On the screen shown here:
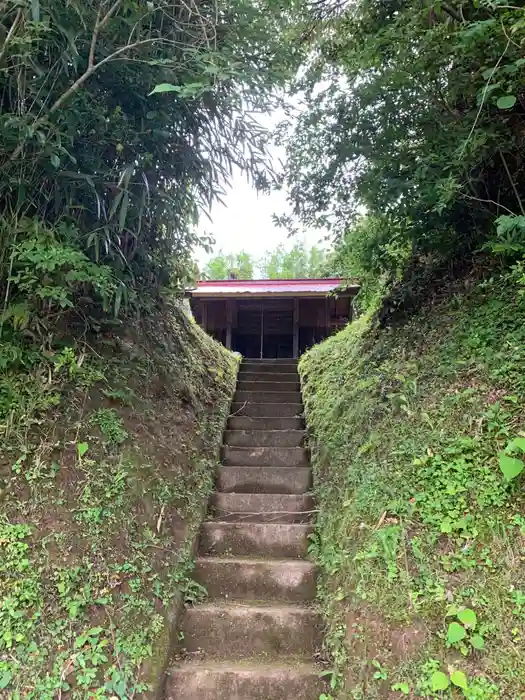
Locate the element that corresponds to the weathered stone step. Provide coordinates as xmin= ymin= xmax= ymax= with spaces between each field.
xmin=181 ymin=603 xmax=321 ymax=659
xmin=235 ymin=390 xmax=302 ymax=404
xmin=237 ymin=380 xmax=301 ymax=393
xmin=241 ymin=366 xmax=299 ymax=376
xmin=200 ymin=522 xmax=313 ymax=558
xmin=210 ymin=493 xmax=314 ymax=523
xmin=216 ymin=466 xmax=312 ymax=495
xmin=166 ymin=661 xmax=325 ymax=699
xmin=227 ymin=416 xmax=304 ymax=431
xmin=243 ymin=357 xmax=298 ymax=362
xmin=194 ymin=557 xmax=317 ymax=602
xmin=224 ymin=429 xmax=305 ymax=448
xmin=238 ymin=371 xmax=300 ymax=384
xmin=223 ymin=446 xmax=309 ymax=467
xmin=230 ymin=402 xmax=302 ymax=418
xmin=242 ymin=359 xmax=298 ymax=370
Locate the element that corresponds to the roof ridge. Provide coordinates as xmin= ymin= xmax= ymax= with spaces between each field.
xmin=187 ymin=278 xmax=359 ymax=298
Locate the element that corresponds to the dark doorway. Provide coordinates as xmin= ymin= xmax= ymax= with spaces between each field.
xmin=232 ymin=299 xmax=294 ymax=359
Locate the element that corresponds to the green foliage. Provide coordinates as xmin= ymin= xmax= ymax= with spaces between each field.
xmin=0 ymin=0 xmax=304 ymax=348
xmin=484 ymin=215 xmax=525 ymax=257
xmin=2 ymin=218 xmax=118 ymax=338
xmin=498 ymin=437 xmax=525 ymax=482
xmin=77 ymin=442 xmax=89 ymax=458
xmin=325 ymin=215 xmax=411 ymax=309
xmin=90 ymin=408 xmax=128 ymax=445
xmin=301 ymin=273 xmax=525 ymax=697
xmin=391 ymin=682 xmax=410 ymax=695
xmin=259 ymin=242 xmax=330 ymax=279
xmin=446 ymin=607 xmax=486 ymax=655
xmin=411 ymin=436 xmax=509 ymax=538
xmin=203 ymin=249 xmax=255 ymax=280
xmin=281 ymin=0 xmax=525 ymax=310
xmin=202 ymin=242 xmax=331 ymax=279
xmin=451 ymin=670 xmax=469 ymax=690
xmin=498 ymin=454 xmax=523 ymax=482
xmin=431 ymin=671 xmax=450 ymax=691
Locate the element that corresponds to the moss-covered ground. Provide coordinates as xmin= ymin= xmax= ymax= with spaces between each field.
xmin=0 ymin=304 xmax=237 ymax=698
xmin=301 ymin=273 xmax=525 ymax=699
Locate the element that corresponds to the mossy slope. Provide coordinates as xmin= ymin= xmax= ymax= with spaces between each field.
xmin=301 ymin=275 xmax=525 ymax=699
xmin=0 ymin=303 xmax=237 ymax=698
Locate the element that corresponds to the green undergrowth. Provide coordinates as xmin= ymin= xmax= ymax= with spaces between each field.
xmin=301 ymin=270 xmax=525 ymax=699
xmin=0 ymin=303 xmax=237 ymax=699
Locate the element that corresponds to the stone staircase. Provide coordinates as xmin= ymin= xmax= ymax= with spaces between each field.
xmin=166 ymin=358 xmax=324 ymax=700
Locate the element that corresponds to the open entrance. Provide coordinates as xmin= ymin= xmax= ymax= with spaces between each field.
xmin=233 ymin=299 xmax=294 ymax=359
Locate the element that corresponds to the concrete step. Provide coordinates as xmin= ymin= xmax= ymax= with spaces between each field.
xmin=199 ymin=522 xmax=313 ymax=558
xmin=224 ymin=429 xmax=305 ymax=448
xmin=237 ymin=380 xmax=301 ymax=393
xmin=230 ymin=402 xmax=302 ymax=418
xmin=194 ymin=557 xmax=317 ymax=602
xmin=210 ymin=493 xmax=314 ymax=523
xmin=166 ymin=661 xmax=325 ymax=700
xmin=227 ymin=416 xmax=304 ymax=431
xmin=244 ymin=357 xmax=298 ymax=362
xmin=180 ymin=603 xmax=321 ymax=659
xmin=241 ymin=360 xmax=298 ymax=372
xmin=216 ymin=466 xmax=312 ymax=495
xmin=238 ymin=372 xmax=300 ymax=384
xmin=222 ymin=446 xmax=309 ymax=468
xmin=235 ymin=390 xmax=302 ymax=404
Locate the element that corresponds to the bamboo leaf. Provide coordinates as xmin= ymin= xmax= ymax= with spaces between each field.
xmin=118 ymin=192 xmax=130 ymax=232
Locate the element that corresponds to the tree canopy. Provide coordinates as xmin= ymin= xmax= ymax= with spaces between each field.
xmin=281 ymin=0 xmax=525 ymax=308
xmin=0 ymin=0 xmax=306 ymax=359
xmin=203 ymin=250 xmax=255 ymax=280
xmin=202 ymin=242 xmax=331 ymax=278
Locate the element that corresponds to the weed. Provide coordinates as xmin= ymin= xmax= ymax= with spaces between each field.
xmin=445 ymin=607 xmax=486 ymax=655
xmin=371 ymin=659 xmax=388 ymax=681
xmin=391 ymin=681 xmax=410 ymax=694
xmin=90 ymin=407 xmax=128 ymax=445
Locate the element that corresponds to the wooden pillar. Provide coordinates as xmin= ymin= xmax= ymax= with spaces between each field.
xmin=293 ymin=297 xmax=299 ymax=359
xmin=226 ymin=299 xmax=233 ymax=350
xmin=201 ymin=301 xmax=208 ymax=332
xmin=259 ymin=305 xmax=264 ymax=359
xmin=325 ymin=297 xmax=330 ymax=340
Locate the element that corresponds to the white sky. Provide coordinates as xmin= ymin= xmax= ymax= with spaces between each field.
xmin=195 ymin=108 xmax=327 ymax=265
xmin=196 ymin=175 xmax=325 ymax=263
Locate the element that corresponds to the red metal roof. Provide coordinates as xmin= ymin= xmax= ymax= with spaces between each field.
xmin=189 ymin=278 xmax=358 ymax=298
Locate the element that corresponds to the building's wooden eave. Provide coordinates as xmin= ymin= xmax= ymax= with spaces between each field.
xmin=188 ymin=290 xmax=357 ymax=300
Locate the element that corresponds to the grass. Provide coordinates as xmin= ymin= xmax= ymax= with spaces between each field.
xmin=301 ymin=271 xmax=525 ymax=699
xmin=0 ymin=302 xmax=237 ymax=698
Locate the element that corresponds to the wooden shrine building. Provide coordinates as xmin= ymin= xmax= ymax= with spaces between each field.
xmin=188 ymin=278 xmax=359 ymax=359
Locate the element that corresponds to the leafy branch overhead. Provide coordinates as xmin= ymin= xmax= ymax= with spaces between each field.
xmin=281 ymin=0 xmax=525 ymax=309
xmin=0 ymin=0 xmax=304 ymax=350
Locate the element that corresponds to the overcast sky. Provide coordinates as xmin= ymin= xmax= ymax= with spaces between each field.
xmin=196 ymin=174 xmax=325 ymax=263
xmin=195 ymin=108 xmax=327 ymax=265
